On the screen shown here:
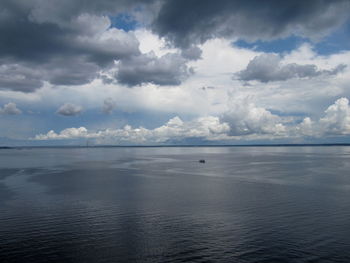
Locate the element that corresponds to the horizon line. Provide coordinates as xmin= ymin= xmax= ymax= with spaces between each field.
xmin=2 ymin=143 xmax=350 ymax=149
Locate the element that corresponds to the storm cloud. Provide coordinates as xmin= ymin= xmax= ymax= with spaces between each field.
xmin=152 ymin=0 xmax=350 ymax=47
xmin=0 ymin=0 xmax=144 ymax=91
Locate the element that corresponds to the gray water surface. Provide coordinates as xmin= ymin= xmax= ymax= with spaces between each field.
xmin=1 ymin=146 xmax=350 ymax=262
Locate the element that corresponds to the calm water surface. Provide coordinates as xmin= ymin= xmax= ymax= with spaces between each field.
xmin=1 ymin=146 xmax=350 ymax=262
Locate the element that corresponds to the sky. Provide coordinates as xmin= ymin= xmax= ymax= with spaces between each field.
xmin=1 ymin=0 xmax=350 ymax=146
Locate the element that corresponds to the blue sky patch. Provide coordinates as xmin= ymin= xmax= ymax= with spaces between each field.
xmin=314 ymin=21 xmax=350 ymax=55
xmin=109 ymin=13 xmax=138 ymax=32
xmin=234 ymin=36 xmax=308 ymax=54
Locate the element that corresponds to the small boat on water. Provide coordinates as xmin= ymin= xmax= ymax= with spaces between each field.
xmin=199 ymin=159 xmax=206 ymax=163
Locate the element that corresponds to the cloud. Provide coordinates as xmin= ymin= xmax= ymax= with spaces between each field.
xmin=0 ymin=2 xmax=142 ymax=92
xmin=236 ymin=53 xmax=346 ymax=83
xmin=35 ymin=97 xmax=290 ymax=143
xmin=34 ymin=116 xmax=230 ymax=143
xmin=0 ymin=2 xmax=195 ymax=91
xmin=27 ymin=0 xmax=158 ymax=25
xmin=297 ymin=97 xmax=350 ymax=137
xmin=0 ymin=0 xmax=348 ymax=92
xmin=152 ymin=116 xmax=230 ymax=141
xmin=0 ymin=61 xmax=43 ymax=92
xmin=319 ymin=98 xmax=350 ymax=135
xmin=181 ymin=45 xmax=202 ymax=60
xmin=0 ymin=2 xmax=142 ymax=63
xmin=33 ymin=97 xmax=350 ymax=143
xmin=116 ymin=51 xmax=193 ymax=86
xmin=56 ymin=103 xmax=83 ymax=116
xmin=221 ymin=97 xmax=286 ymax=136
xmin=102 ymin=98 xmax=117 ymax=114
xmin=152 ymin=0 xmax=350 ymax=47
xmin=0 ymin=102 xmax=22 ymax=115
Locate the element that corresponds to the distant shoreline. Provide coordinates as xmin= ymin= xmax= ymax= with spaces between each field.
xmin=2 ymin=143 xmax=350 ymax=149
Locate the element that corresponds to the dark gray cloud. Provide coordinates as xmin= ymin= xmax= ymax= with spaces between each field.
xmin=152 ymin=0 xmax=350 ymax=47
xmin=56 ymin=103 xmax=83 ymax=116
xmin=116 ymin=52 xmax=193 ymax=86
xmin=0 ymin=102 xmax=22 ymax=115
xmin=0 ymin=60 xmax=42 ymax=92
xmin=236 ymin=54 xmax=346 ymax=83
xmin=181 ymin=45 xmax=202 ymax=60
xmin=44 ymin=57 xmax=102 ymax=86
xmin=27 ymin=0 xmax=157 ymax=25
xmin=0 ymin=0 xmax=145 ymax=92
xmin=0 ymin=0 xmax=205 ymax=91
xmin=12 ymin=13 xmax=138 ymax=67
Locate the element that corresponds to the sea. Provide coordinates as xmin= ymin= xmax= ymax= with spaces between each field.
xmin=1 ymin=146 xmax=350 ymax=262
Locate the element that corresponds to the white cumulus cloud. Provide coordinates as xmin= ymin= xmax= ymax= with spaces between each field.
xmin=221 ymin=97 xmax=286 ymax=136
xmin=34 ymin=116 xmax=230 ymax=143
xmin=296 ymin=98 xmax=350 ymax=137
